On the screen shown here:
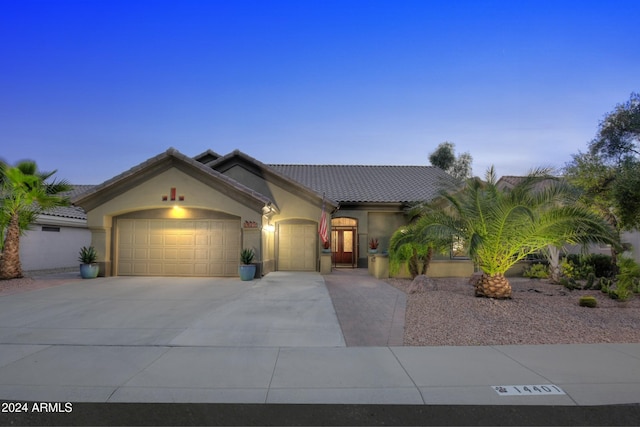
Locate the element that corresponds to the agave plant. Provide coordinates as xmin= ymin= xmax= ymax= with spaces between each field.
xmin=78 ymin=246 xmax=98 ymax=264
xmin=240 ymin=248 xmax=255 ymax=265
xmin=406 ymin=167 xmax=618 ymax=298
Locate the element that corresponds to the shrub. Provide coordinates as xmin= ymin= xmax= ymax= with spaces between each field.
xmin=587 ymin=254 xmax=615 ymax=278
xmin=617 ymin=256 xmax=640 ymax=286
xmin=523 ymin=263 xmax=549 ymax=279
xmin=611 ymin=256 xmax=640 ymax=301
xmin=609 ymin=283 xmax=632 ymax=302
xmin=579 ymin=296 xmax=598 ymax=308
xmin=560 ymin=277 xmax=581 ymax=291
xmin=561 ymin=257 xmax=593 ymax=280
xmin=564 ymin=254 xmax=615 ymax=278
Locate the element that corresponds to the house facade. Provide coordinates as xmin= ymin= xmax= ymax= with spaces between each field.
xmin=72 ymin=148 xmax=462 ymax=278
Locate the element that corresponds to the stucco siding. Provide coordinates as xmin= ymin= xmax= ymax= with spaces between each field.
xmin=367 ymin=211 xmax=407 ymax=253
xmin=83 ymin=168 xmax=264 ymax=276
xmin=85 ymin=168 xmax=262 ymax=228
xmin=20 ymin=224 xmax=90 ymax=271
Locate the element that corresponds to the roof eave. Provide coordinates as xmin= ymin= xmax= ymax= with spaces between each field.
xmin=210 ymin=150 xmax=339 ymax=209
xmin=73 ymin=148 xmax=273 ymax=213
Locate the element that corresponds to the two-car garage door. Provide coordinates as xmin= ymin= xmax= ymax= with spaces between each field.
xmin=117 ymin=218 xmax=240 ymax=276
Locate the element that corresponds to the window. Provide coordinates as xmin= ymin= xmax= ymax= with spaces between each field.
xmin=451 ymin=235 xmax=469 ymax=259
xmin=42 ymin=226 xmax=61 ymax=232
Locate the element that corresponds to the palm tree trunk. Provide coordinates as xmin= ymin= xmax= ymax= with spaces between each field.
xmin=475 ymin=273 xmax=511 ymax=299
xmin=408 ymin=248 xmax=419 ymax=278
xmin=421 ymin=246 xmax=433 ymax=276
xmin=0 ymin=213 xmax=23 ymax=280
xmin=547 ymin=245 xmax=561 ymax=284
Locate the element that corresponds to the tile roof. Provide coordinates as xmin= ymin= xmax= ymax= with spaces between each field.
xmin=41 ymin=185 xmax=96 ymax=220
xmin=496 ymin=175 xmax=562 ymax=193
xmin=268 ymin=164 xmax=456 ymax=203
xmin=43 ymin=151 xmax=458 ymax=221
xmin=209 ymin=150 xmax=339 ymax=208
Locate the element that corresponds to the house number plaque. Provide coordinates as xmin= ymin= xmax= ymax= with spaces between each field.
xmin=492 ymin=385 xmax=566 ymax=396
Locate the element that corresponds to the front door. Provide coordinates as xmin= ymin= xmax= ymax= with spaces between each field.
xmin=332 ymin=227 xmax=355 ymax=265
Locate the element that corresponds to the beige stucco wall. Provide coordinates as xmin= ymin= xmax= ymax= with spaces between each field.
xmin=368 ymin=211 xmax=406 ymax=252
xmin=223 ymin=165 xmax=326 ymax=272
xmin=336 ymin=208 xmax=409 ymax=267
xmin=84 ymin=168 xmax=264 ymax=276
xmin=392 ymin=259 xmax=475 ymax=278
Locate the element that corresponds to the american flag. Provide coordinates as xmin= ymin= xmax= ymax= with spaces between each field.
xmin=318 ymin=196 xmax=328 ymax=244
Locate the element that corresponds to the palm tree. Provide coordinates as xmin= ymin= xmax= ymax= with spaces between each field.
xmin=389 ymin=226 xmax=433 ymax=278
xmin=407 ymin=167 xmax=618 ymax=298
xmin=0 ymin=161 xmax=72 ymax=279
xmin=389 ymin=216 xmax=452 ymax=279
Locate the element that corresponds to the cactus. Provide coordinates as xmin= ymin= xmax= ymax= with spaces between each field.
xmin=584 ymin=272 xmax=596 ymax=290
xmin=578 ymin=296 xmax=597 ymax=308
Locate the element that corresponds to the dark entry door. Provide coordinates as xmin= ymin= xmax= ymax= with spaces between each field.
xmin=332 ymin=228 xmax=355 ymax=264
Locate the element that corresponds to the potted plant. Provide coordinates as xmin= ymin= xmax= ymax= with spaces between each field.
xmin=369 ymin=238 xmax=379 ymax=254
xmin=322 ymin=240 xmax=331 ymax=253
xmin=78 ymin=246 xmax=99 ymax=279
xmin=239 ymin=248 xmax=256 ymax=281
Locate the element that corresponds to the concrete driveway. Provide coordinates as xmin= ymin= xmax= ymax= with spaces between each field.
xmin=0 ymin=272 xmax=346 ymax=348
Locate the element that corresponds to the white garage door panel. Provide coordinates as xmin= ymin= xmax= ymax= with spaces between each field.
xmin=278 ymin=223 xmax=316 ymax=271
xmin=117 ymin=218 xmax=240 ymax=277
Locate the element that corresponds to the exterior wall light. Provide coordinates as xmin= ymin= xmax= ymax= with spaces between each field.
xmin=263 ymin=224 xmax=275 ymax=232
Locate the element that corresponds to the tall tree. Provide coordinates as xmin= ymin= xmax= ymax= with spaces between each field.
xmin=590 ymin=92 xmax=640 ymax=162
xmin=565 ymin=93 xmax=640 ymax=264
xmin=429 ymin=142 xmax=456 ymax=171
xmin=429 ymin=142 xmax=473 ymax=181
xmin=404 ymin=167 xmax=617 ymax=298
xmin=0 ymin=161 xmax=72 ymax=279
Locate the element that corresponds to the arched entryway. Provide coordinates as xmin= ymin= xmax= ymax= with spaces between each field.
xmin=331 ymin=217 xmax=357 ymax=268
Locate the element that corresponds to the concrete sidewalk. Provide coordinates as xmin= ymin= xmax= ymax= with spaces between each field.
xmin=0 ymin=272 xmax=638 ymax=406
xmin=0 ymin=343 xmax=639 ymax=405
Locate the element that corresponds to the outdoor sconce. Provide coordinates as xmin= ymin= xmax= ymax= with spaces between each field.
xmin=263 ymin=223 xmax=275 ymax=232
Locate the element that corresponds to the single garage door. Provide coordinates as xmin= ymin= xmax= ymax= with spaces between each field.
xmin=277 ymin=223 xmax=316 ymax=271
xmin=117 ymin=218 xmax=240 ymax=276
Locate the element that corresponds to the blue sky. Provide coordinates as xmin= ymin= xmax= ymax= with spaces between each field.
xmin=1 ymin=0 xmax=639 ymax=184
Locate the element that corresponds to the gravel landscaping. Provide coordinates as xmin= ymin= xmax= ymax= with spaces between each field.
xmin=386 ymin=276 xmax=640 ymax=346
xmin=0 ymin=270 xmax=81 ymax=296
